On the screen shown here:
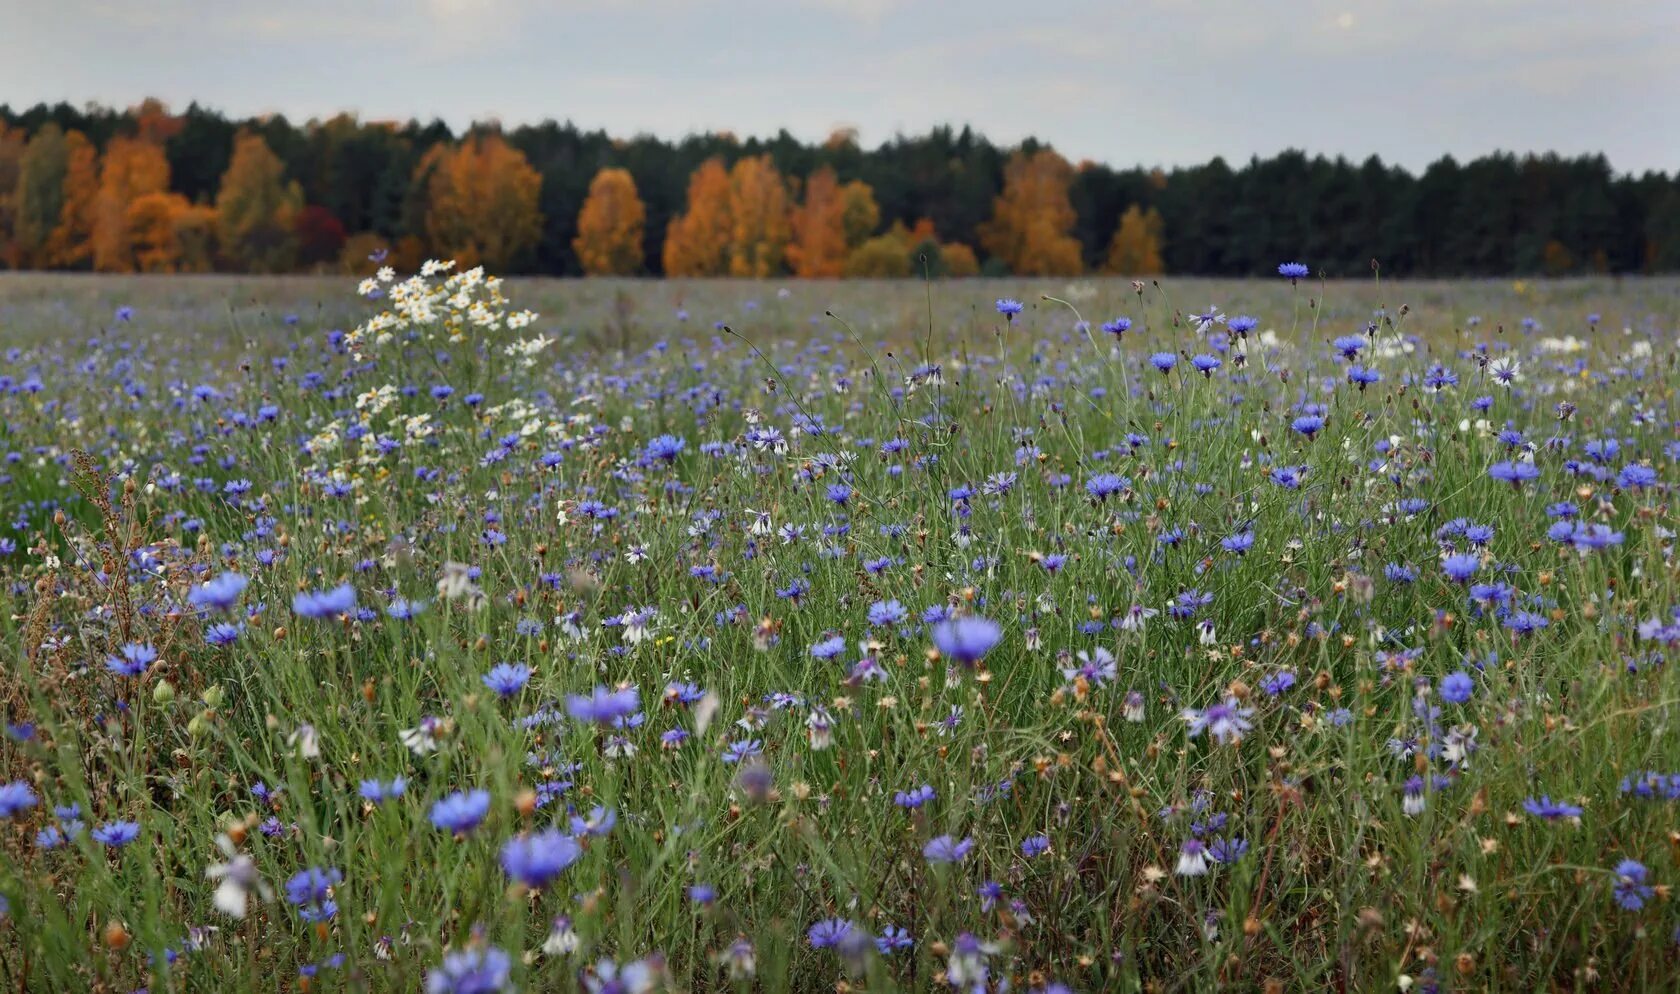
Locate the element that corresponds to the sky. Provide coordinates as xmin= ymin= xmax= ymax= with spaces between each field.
xmin=3 ymin=0 xmax=1675 ymax=174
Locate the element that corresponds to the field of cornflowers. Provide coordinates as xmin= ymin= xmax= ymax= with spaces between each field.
xmin=1 ymin=264 xmax=1678 ymax=994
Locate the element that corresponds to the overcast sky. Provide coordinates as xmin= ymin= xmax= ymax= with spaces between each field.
xmin=4 ymin=0 xmax=1674 ymax=174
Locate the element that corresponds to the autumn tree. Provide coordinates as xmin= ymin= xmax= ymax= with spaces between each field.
xmin=421 ymin=134 xmax=543 ymax=271
xmin=787 ymin=167 xmax=847 ymax=278
xmin=294 ymin=206 xmax=348 ymax=268
xmin=91 ymin=136 xmax=170 ymax=272
xmin=726 ymin=155 xmax=791 ymax=277
xmin=663 ymin=158 xmax=732 ymax=277
xmin=47 ymin=131 xmax=98 ymax=268
xmin=217 ymin=132 xmax=303 ymax=272
xmin=1103 ymin=204 xmax=1165 ymax=275
xmin=12 ymin=124 xmax=69 ymax=267
xmin=840 ymin=181 xmax=879 ymax=251
xmin=573 ymin=167 xmax=645 ymax=276
xmin=979 ymin=149 xmax=1084 ymax=276
xmin=0 ymin=126 xmax=25 ymax=268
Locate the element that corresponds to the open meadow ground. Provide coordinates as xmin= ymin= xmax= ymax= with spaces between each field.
xmin=1 ymin=270 xmax=1679 ymax=992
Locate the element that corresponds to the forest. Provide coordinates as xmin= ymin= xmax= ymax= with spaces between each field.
xmin=1 ymin=98 xmax=1676 ymax=278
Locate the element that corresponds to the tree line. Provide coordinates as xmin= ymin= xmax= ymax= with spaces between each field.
xmin=1 ymin=98 xmax=1676 ymax=278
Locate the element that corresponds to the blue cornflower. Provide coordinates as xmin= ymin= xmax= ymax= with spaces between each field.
xmin=187 ymin=572 xmax=247 ymax=613
xmin=1613 ymin=860 xmax=1654 ymax=911
xmin=425 ymin=946 xmax=511 ymax=994
xmin=995 ymin=298 xmax=1024 ymax=318
xmin=1488 ymin=461 xmax=1539 ymax=487
xmin=1278 ymin=261 xmax=1309 ymax=281
xmin=645 ymin=434 xmax=686 ymax=462
xmin=1441 ymin=554 xmax=1481 ymax=583
xmin=0 ymin=781 xmax=37 ymax=818
xmin=1618 ymin=463 xmax=1658 ymax=489
xmin=1291 ymin=415 xmax=1325 ymax=439
xmin=500 ymin=829 xmax=582 ymax=888
xmin=1101 ymin=317 xmax=1131 ymax=337
xmin=1523 ymin=796 xmax=1583 ymax=821
xmin=292 ymin=583 xmax=357 ymax=619
xmin=1149 ymin=352 xmax=1177 ymax=373
xmin=894 ymin=784 xmax=935 ymax=809
xmin=867 ymin=599 xmax=908 ymax=626
xmin=359 ymin=777 xmax=408 ymax=806
xmin=721 ymin=739 xmax=763 ymax=764
xmin=875 ymin=925 xmax=914 ymax=954
xmin=566 ymin=686 xmax=640 ymax=724
xmin=1085 ymin=473 xmax=1128 ymax=501
xmin=429 ymin=789 xmax=492 ymax=834
xmin=931 ymin=616 xmax=1002 ymax=665
xmin=808 ymin=918 xmax=855 ymax=949
xmin=1190 ymin=354 xmax=1221 ymax=376
xmin=387 ymin=598 xmax=425 ymax=620
xmin=482 ymin=663 xmax=531 ymax=698
xmin=106 ymin=642 xmax=157 ymax=677
xmin=923 ymin=834 xmax=974 ymax=864
xmin=810 ymin=635 xmax=847 ymax=660
xmin=1020 ymin=834 xmax=1050 ymax=857
xmin=1440 ymin=671 xmax=1474 ymax=704
xmin=91 ymin=820 xmax=142 ymax=847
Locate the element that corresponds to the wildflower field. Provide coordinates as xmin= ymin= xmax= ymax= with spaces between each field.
xmin=2 ymin=265 xmax=1679 ymax=994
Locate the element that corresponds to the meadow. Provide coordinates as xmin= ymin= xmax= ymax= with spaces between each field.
xmin=0 ymin=265 xmax=1677 ymax=993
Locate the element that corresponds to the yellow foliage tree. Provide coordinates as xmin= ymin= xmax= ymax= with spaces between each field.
xmin=978 ymin=149 xmax=1084 ymax=276
xmin=421 ymin=134 xmax=543 ymax=271
xmin=126 ymin=192 xmax=189 ymax=273
xmin=726 ymin=155 xmax=791 ymax=278
xmin=939 ymin=242 xmax=980 ymax=277
xmin=662 ymin=158 xmax=731 ymax=277
xmin=840 ymin=181 xmax=879 ymax=251
xmin=13 ymin=125 xmax=69 ymax=268
xmin=216 ymin=132 xmax=303 ymax=273
xmin=573 ymin=167 xmax=645 ymax=276
xmin=91 ymin=136 xmax=170 ymax=273
xmin=1103 ymin=204 xmax=1165 ymax=275
xmin=47 ymin=131 xmax=98 ymax=268
xmin=787 ymin=167 xmax=849 ymax=278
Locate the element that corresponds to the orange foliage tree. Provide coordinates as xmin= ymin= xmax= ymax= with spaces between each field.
xmin=573 ymin=167 xmax=645 ymax=276
xmin=91 ymin=137 xmax=170 ymax=273
xmin=662 ymin=158 xmax=732 ymax=277
xmin=0 ymin=125 xmax=25 ymax=268
xmin=47 ymin=131 xmax=98 ymax=268
xmin=978 ymin=149 xmax=1084 ymax=276
xmin=420 ymin=134 xmax=543 ymax=271
xmin=1103 ymin=204 xmax=1165 ymax=275
xmin=787 ymin=168 xmax=847 ymax=278
xmin=726 ymin=155 xmax=791 ymax=277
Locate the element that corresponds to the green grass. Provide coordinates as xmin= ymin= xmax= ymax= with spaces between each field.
xmin=0 ymin=269 xmax=1677 ymax=993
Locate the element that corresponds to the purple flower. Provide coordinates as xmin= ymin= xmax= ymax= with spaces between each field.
xmin=293 ymin=583 xmax=357 ymax=619
xmin=1613 ymin=860 xmax=1654 ymax=911
xmin=932 ymin=617 xmax=1002 ymax=666
xmin=425 ymin=946 xmax=512 ymax=994
xmin=92 ymin=820 xmax=141 ymax=847
xmin=0 ymin=781 xmax=38 ymax=818
xmin=1020 ymin=834 xmax=1050 ymax=858
xmin=923 ymin=834 xmax=975 ymax=864
xmin=566 ymin=686 xmax=640 ymax=725
xmin=187 ymin=572 xmax=247 ymax=613
xmin=1439 ymin=671 xmax=1474 ymax=704
xmin=482 ymin=663 xmax=531 ymax=698
xmin=429 ymin=789 xmax=491 ymax=834
xmin=1523 ymin=796 xmax=1583 ymax=821
xmin=500 ymin=829 xmax=582 ymax=888
xmin=1278 ymin=261 xmax=1309 ymax=281
xmin=808 ymin=918 xmax=855 ymax=949
xmin=995 ymin=298 xmax=1024 ymax=318
xmin=1182 ymin=697 xmax=1254 ymax=745
xmin=105 ymin=642 xmax=157 ymax=677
